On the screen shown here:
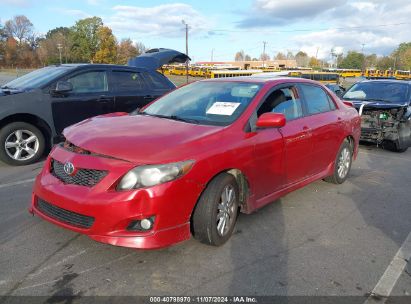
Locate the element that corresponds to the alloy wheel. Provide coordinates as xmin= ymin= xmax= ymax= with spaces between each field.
xmin=337 ymin=147 xmax=351 ymax=179
xmin=4 ymin=129 xmax=40 ymax=161
xmin=216 ymin=184 xmax=237 ymax=237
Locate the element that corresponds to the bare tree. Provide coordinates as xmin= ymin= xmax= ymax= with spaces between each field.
xmin=260 ymin=53 xmax=270 ymax=61
xmin=234 ymin=50 xmax=245 ymax=61
xmin=135 ymin=42 xmax=146 ymax=55
xmin=4 ymin=15 xmax=33 ymax=44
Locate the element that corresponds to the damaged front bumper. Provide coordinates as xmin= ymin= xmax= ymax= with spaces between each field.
xmin=355 ymin=103 xmax=411 ymax=149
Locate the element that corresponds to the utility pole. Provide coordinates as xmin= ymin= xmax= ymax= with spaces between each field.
xmin=57 ymin=43 xmax=63 ymax=65
xmin=262 ymin=41 xmax=267 ymax=68
xmin=211 ymin=48 xmax=214 ymax=62
xmin=361 ymin=44 xmax=366 ymax=72
xmin=182 ymin=20 xmax=189 ymax=84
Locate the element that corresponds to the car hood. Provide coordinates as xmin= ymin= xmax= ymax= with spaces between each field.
xmin=127 ymin=48 xmax=190 ymax=70
xmin=346 ymin=99 xmax=409 ymax=110
xmin=63 ymin=113 xmax=223 ymax=164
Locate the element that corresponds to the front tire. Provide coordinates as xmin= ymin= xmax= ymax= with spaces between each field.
xmin=192 ymin=173 xmax=239 ymax=246
xmin=0 ymin=122 xmax=45 ymax=166
xmin=324 ymin=140 xmax=353 ymax=184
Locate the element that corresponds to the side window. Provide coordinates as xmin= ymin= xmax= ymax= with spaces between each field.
xmin=113 ymin=71 xmax=145 ymax=91
xmin=143 ymin=72 xmax=170 ymax=90
xmin=257 ymin=87 xmax=303 ymax=121
xmin=67 ymin=71 xmax=108 ymax=93
xmin=300 ymin=84 xmax=332 ymax=115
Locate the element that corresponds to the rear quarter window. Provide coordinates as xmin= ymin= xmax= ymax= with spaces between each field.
xmin=143 ymin=72 xmax=172 ymax=90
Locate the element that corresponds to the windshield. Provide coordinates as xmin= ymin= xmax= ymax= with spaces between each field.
xmin=1 ymin=66 xmax=73 ymax=90
xmin=343 ymin=82 xmax=409 ymax=103
xmin=142 ymin=81 xmax=263 ymax=126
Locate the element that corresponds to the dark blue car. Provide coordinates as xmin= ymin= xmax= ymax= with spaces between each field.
xmin=0 ymin=48 xmax=189 ymax=165
xmin=342 ymin=79 xmax=411 ymax=152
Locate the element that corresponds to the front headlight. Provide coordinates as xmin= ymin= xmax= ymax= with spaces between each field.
xmin=116 ymin=160 xmax=195 ymax=191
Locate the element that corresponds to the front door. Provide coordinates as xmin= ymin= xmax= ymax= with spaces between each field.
xmin=51 ymin=69 xmax=114 ymax=134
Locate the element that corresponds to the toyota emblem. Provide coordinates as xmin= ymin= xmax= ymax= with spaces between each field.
xmin=63 ymin=162 xmax=75 ymax=175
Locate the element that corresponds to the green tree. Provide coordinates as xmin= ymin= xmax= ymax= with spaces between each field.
xmin=93 ymin=26 xmax=117 ymax=63
xmin=376 ymin=56 xmax=394 ymax=70
xmin=393 ymin=42 xmax=411 ymax=70
xmin=339 ymin=51 xmax=365 ymax=69
xmin=70 ymin=17 xmax=103 ymax=62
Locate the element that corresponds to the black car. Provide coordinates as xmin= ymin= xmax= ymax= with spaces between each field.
xmin=342 ymin=79 xmax=411 ymax=152
xmin=0 ymin=48 xmax=189 ymax=165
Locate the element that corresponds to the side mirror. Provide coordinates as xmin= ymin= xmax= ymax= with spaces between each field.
xmin=53 ymin=81 xmax=73 ymax=94
xmin=256 ymin=113 xmax=286 ymax=128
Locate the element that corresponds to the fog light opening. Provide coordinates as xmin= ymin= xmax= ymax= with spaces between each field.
xmin=127 ymin=217 xmax=155 ymax=232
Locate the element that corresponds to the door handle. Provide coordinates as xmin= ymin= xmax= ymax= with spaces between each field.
xmin=98 ymin=95 xmax=112 ymax=102
xmin=144 ymin=95 xmax=154 ymax=100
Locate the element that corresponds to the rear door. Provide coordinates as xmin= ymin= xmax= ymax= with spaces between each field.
xmin=112 ymin=69 xmax=150 ymax=113
xmin=299 ymin=83 xmax=344 ymax=176
xmin=141 ymin=71 xmax=174 ymax=100
xmin=51 ymin=68 xmax=114 ymax=134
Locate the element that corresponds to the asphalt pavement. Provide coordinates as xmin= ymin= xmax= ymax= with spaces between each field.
xmin=0 ymin=145 xmax=410 ymax=300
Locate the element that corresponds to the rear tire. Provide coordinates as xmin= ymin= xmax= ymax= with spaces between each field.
xmin=192 ymin=173 xmax=239 ymax=246
xmin=324 ymin=140 xmax=352 ymax=184
xmin=0 ymin=122 xmax=45 ymax=166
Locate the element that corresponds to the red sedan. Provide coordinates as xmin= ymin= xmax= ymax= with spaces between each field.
xmin=30 ymin=77 xmax=361 ymax=249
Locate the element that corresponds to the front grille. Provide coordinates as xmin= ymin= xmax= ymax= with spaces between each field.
xmin=51 ymin=159 xmax=107 ymax=187
xmin=36 ymin=198 xmax=95 ymax=229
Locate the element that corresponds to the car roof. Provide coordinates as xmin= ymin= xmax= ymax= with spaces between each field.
xmin=359 ymin=79 xmax=411 ymax=85
xmin=47 ymin=63 xmax=147 ymax=70
xmin=200 ymin=76 xmax=321 ymax=86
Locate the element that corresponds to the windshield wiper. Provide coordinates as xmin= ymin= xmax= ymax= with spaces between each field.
xmin=141 ymin=113 xmax=199 ymax=124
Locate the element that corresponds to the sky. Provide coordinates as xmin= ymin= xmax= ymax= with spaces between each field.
xmin=0 ymin=0 xmax=410 ymax=62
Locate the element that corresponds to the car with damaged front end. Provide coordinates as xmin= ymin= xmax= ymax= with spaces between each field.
xmin=342 ymin=80 xmax=411 ymax=152
xmin=30 ymin=77 xmax=360 ymax=249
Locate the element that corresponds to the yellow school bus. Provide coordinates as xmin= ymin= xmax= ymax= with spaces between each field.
xmin=384 ymin=70 xmax=394 ymax=78
xmin=394 ymin=70 xmax=411 ymax=80
xmin=339 ymin=69 xmax=362 ymax=77
xmin=364 ymin=69 xmax=379 ymax=78
xmin=209 ymin=69 xmax=263 ymax=78
xmin=189 ymin=66 xmax=203 ymax=77
xmin=170 ymin=66 xmax=188 ymax=76
xmin=288 ymin=72 xmax=339 ymax=84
